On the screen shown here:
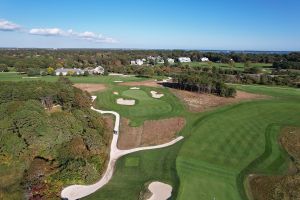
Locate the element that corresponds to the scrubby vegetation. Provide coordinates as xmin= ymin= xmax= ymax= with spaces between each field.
xmin=249 ymin=127 xmax=300 ymax=200
xmin=0 ymin=78 xmax=109 ymax=199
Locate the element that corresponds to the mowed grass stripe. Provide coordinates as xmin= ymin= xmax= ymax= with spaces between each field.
xmin=177 ymin=97 xmax=300 ymax=200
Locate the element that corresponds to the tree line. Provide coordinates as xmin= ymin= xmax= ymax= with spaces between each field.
xmin=0 ymin=78 xmax=109 ymax=199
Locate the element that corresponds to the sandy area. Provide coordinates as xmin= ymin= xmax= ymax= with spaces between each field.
xmin=118 ymin=117 xmax=185 ymax=150
xmin=113 ymin=91 xmax=119 ymax=95
xmin=109 ymin=73 xmax=135 ymax=77
xmin=150 ymin=91 xmax=164 ymax=99
xmin=147 ymin=182 xmax=172 ymax=200
xmin=119 ymin=80 xmax=162 ymax=88
xmin=74 ymin=83 xmax=106 ymax=93
xmin=114 ymin=80 xmax=123 ymax=83
xmin=130 ymin=87 xmax=140 ymax=90
xmin=116 ymin=98 xmax=135 ymax=105
xmin=22 ymin=77 xmax=41 ymax=79
xmin=171 ymin=89 xmax=268 ymax=112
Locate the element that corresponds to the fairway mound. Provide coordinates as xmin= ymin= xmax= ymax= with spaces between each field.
xmin=74 ymin=83 xmax=106 ymax=93
xmin=171 ymin=89 xmax=268 ymax=112
xmin=249 ymin=127 xmax=300 ymax=200
xmin=113 ymin=91 xmax=119 ymax=95
xmin=119 ymin=80 xmax=162 ymax=88
xmin=116 ymin=98 xmax=135 ymax=106
xmin=118 ymin=117 xmax=185 ymax=150
xmin=150 ymin=91 xmax=164 ymax=99
xmin=130 ymin=87 xmax=140 ymax=90
xmin=146 ymin=182 xmax=172 ymax=200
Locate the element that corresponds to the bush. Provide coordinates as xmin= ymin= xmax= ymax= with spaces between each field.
xmin=27 ymin=68 xmax=40 ymax=77
xmin=40 ymin=71 xmax=47 ymax=76
xmin=83 ymin=71 xmax=89 ymax=76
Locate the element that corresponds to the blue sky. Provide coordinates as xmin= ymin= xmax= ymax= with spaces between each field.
xmin=0 ymin=0 xmax=300 ymax=50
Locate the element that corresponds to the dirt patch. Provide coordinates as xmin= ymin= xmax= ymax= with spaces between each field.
xmin=170 ymin=89 xmax=268 ymax=112
xmin=249 ymin=127 xmax=300 ymax=200
xmin=74 ymin=84 xmax=106 ymax=93
xmin=119 ymin=80 xmax=162 ymax=88
xmin=118 ymin=117 xmax=185 ymax=150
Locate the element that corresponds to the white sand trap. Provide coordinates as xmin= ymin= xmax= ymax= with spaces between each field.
xmin=113 ymin=91 xmax=119 ymax=95
xmin=22 ymin=76 xmax=41 ymax=79
xmin=114 ymin=80 xmax=124 ymax=83
xmin=130 ymin=87 xmax=140 ymax=90
xmin=150 ymin=91 xmax=164 ymax=99
xmin=147 ymin=182 xmax=172 ymax=200
xmin=116 ymin=98 xmax=135 ymax=105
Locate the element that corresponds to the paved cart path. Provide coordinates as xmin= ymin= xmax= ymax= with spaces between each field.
xmin=61 ymin=96 xmax=184 ymax=200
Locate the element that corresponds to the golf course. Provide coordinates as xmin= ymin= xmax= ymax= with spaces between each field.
xmin=1 ymin=73 xmax=300 ymax=200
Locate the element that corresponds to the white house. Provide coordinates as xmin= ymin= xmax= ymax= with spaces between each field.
xmin=201 ymin=57 xmax=209 ymax=62
xmin=178 ymin=57 xmax=191 ymax=63
xmin=84 ymin=66 xmax=105 ymax=75
xmin=136 ymin=59 xmax=143 ymax=66
xmin=93 ymin=66 xmax=105 ymax=74
xmin=55 ymin=68 xmax=84 ymax=76
xmin=167 ymin=58 xmax=175 ymax=64
xmin=131 ymin=59 xmax=144 ymax=66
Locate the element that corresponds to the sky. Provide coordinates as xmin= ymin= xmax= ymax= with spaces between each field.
xmin=0 ymin=0 xmax=300 ymax=50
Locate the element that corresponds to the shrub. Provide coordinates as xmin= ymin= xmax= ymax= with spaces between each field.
xmin=27 ymin=68 xmax=40 ymax=77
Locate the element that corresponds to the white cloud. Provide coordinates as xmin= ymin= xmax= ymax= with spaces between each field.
xmin=0 ymin=19 xmax=20 ymax=31
xmin=29 ymin=28 xmax=65 ymax=36
xmin=29 ymin=28 xmax=117 ymax=43
xmin=0 ymin=19 xmax=118 ymax=44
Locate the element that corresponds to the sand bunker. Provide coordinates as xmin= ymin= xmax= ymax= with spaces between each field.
xmin=150 ymin=91 xmax=164 ymax=99
xmin=147 ymin=182 xmax=172 ymax=200
xmin=113 ymin=91 xmax=119 ymax=95
xmin=74 ymin=84 xmax=106 ymax=93
xmin=22 ymin=77 xmax=41 ymax=79
xmin=116 ymin=98 xmax=135 ymax=105
xmin=130 ymin=87 xmax=140 ymax=90
xmin=114 ymin=80 xmax=124 ymax=83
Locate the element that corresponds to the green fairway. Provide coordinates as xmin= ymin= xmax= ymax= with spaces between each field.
xmin=0 ymin=72 xmax=146 ymax=83
xmin=3 ymin=72 xmax=298 ymax=200
xmin=95 ymin=86 xmax=184 ymax=125
xmin=84 ymin=83 xmax=300 ymax=200
xmin=179 ymin=62 xmax=272 ymax=71
xmin=177 ymin=99 xmax=300 ymax=200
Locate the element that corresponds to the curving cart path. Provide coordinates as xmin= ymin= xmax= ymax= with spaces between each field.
xmin=61 ymin=96 xmax=184 ymax=200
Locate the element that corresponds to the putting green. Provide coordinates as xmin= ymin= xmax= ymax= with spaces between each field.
xmin=95 ymin=86 xmax=184 ymax=125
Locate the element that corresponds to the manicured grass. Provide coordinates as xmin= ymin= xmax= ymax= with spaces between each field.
xmin=176 ymin=84 xmax=300 ymax=200
xmin=0 ymin=72 xmax=147 ymax=83
xmin=94 ymin=86 xmax=184 ymax=126
xmin=84 ymin=143 xmax=182 ymax=200
xmin=85 ymin=83 xmax=300 ymax=200
xmin=180 ymin=62 xmax=273 ymax=72
xmin=3 ymin=69 xmax=299 ymax=200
